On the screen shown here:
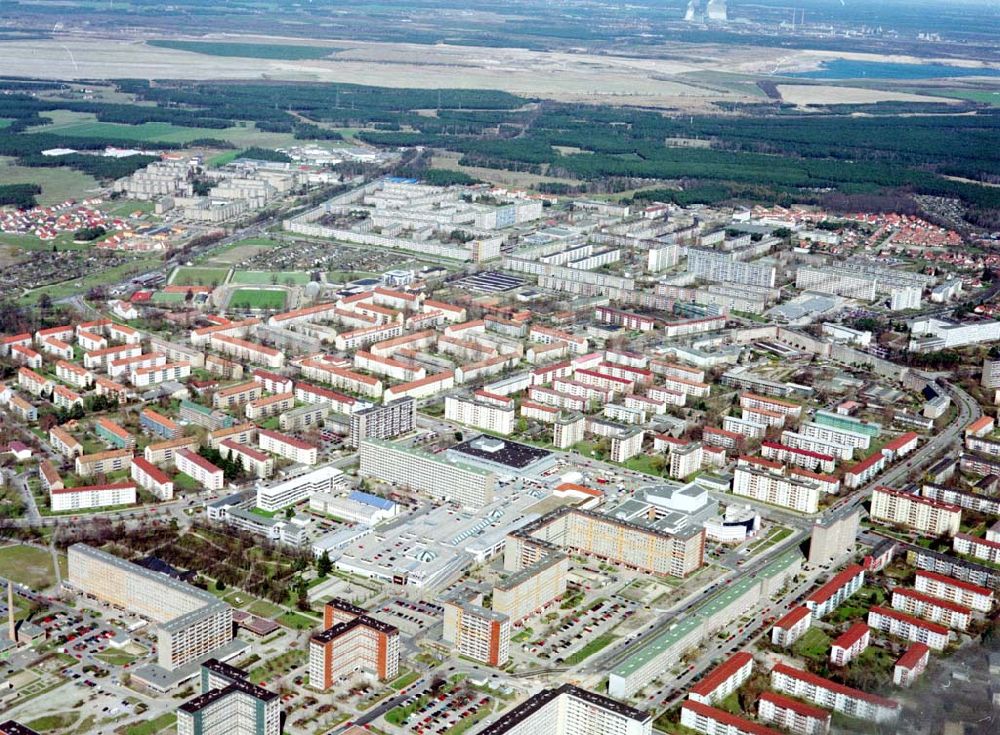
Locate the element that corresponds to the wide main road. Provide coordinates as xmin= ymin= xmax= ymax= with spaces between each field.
xmin=829 ymin=377 xmax=979 ymax=518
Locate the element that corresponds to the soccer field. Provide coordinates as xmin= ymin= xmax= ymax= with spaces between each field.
xmin=151 ymin=292 xmax=187 ymax=304
xmin=229 ymin=288 xmax=287 ymax=310
xmin=230 ymin=270 xmax=311 ymax=285
xmin=169 ymin=266 xmax=231 ymax=286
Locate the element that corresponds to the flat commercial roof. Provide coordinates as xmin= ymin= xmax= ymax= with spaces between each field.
xmin=612 ymin=613 xmax=703 ymax=679
xmin=363 ymin=438 xmax=492 ymax=477
xmin=449 ymin=435 xmax=552 ymax=471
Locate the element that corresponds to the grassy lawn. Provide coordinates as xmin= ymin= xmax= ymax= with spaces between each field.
xmin=230 ymin=270 xmax=311 ymax=285
xmin=624 ymin=453 xmax=666 ymax=477
xmin=791 ymin=627 xmax=831 ymax=663
xmin=168 ymin=265 xmax=230 ymax=286
xmin=246 ymin=599 xmax=285 ymax=618
xmin=105 ymin=200 xmax=156 ymax=217
xmin=95 ymin=650 xmax=137 ymax=666
xmin=391 ymin=669 xmax=421 ymax=690
xmin=25 ymin=713 xmax=80 ymax=732
xmin=747 ymin=526 xmax=795 ymax=555
xmin=715 ymin=691 xmax=742 ymax=716
xmin=124 ymin=713 xmax=176 ymax=735
xmin=247 ymin=649 xmax=308 ymax=685
xmin=171 ymin=471 xmax=203 ymax=492
xmin=0 ymin=544 xmax=59 ymax=589
xmin=826 ymin=586 xmax=884 ymax=623
xmin=512 ymin=627 xmax=535 ymax=643
xmin=147 ymin=39 xmax=337 ymax=60
xmin=229 ymin=287 xmax=287 ymax=310
xmin=912 ymin=88 xmax=1000 ymax=106
xmin=0 ymin=155 xmax=100 ymax=206
xmin=278 ymin=610 xmax=319 ymax=630
xmin=206 ymin=150 xmax=241 ymax=168
xmin=196 ymin=237 xmax=283 ymax=265
xmin=562 ymin=633 xmax=617 ymax=665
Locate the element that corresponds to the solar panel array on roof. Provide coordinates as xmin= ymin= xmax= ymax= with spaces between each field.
xmin=455 ymin=271 xmax=525 ymax=293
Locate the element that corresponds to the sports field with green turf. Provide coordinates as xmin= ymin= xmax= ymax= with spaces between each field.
xmin=230 ymin=270 xmax=311 ymax=285
xmin=151 ymin=292 xmax=187 ymax=304
xmin=169 ymin=266 xmax=231 ymax=286
xmin=229 ymin=288 xmax=287 ymax=310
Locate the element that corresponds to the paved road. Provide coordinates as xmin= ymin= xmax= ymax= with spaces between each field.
xmin=13 ymin=471 xmax=42 ymax=526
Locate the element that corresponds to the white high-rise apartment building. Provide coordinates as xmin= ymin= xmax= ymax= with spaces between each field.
xmin=359 ymin=438 xmax=495 ymax=509
xmin=67 ymin=544 xmax=231 ymax=671
xmin=445 ymin=394 xmax=516 ymax=436
xmin=476 ymin=684 xmax=651 ymax=735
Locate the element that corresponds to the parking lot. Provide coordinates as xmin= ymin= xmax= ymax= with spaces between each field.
xmin=375 ymin=598 xmax=444 ymax=636
xmin=388 ymin=677 xmax=495 ymax=735
xmin=525 ymin=597 xmax=635 ymax=664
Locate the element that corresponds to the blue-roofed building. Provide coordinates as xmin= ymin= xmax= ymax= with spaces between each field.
xmin=310 ymin=489 xmax=398 ymax=525
xmin=348 ymin=490 xmax=395 ymax=511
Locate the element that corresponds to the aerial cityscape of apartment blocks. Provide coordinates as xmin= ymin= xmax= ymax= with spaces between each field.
xmin=0 ymin=80 xmax=997 ymax=735
xmin=870 ymin=486 xmax=962 ymax=536
xmin=757 ymin=692 xmax=831 ymax=735
xmin=914 ymin=570 xmax=995 ymax=612
xmin=50 ymin=481 xmax=137 ymax=513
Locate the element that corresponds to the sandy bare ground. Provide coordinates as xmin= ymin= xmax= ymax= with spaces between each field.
xmin=777 ymin=84 xmax=961 ymax=106
xmin=0 ymin=33 xmax=783 ymax=108
xmin=740 ymin=49 xmax=1000 ymax=76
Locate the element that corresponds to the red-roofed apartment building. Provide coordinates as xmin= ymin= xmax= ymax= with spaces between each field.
xmin=688 ymin=652 xmax=753 ymax=706
xmin=758 ymin=691 xmax=831 ymax=735
xmin=805 ymin=565 xmax=865 ymax=618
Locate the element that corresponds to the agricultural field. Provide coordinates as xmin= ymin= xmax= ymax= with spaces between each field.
xmin=148 ymin=40 xmax=339 ymax=60
xmin=917 ymin=87 xmax=1000 ymax=106
xmin=776 ymin=84 xmax=958 ymax=106
xmin=31 ymin=110 xmax=303 ymax=149
xmin=0 ymin=155 xmax=100 ymax=205
xmin=169 ymin=265 xmax=231 ymax=286
xmin=230 ymin=270 xmax=311 ymax=285
xmin=229 ymin=287 xmax=287 ymax=309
